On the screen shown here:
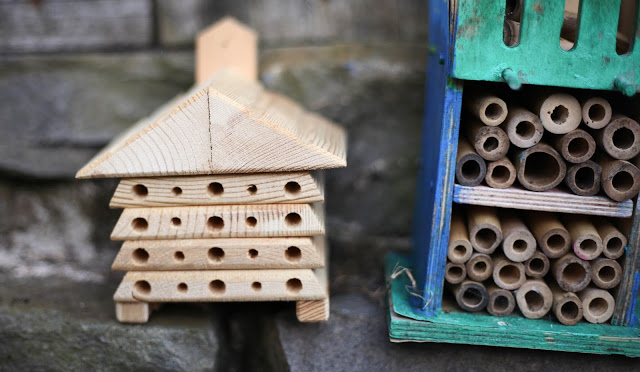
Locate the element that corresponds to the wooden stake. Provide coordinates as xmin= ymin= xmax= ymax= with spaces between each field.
xmin=525 ymin=211 xmax=571 ymax=258
xmin=564 ymin=161 xmax=602 ymax=196
xmin=465 ymin=121 xmax=510 ymax=161
xmin=466 ymin=206 xmax=503 ymax=254
xmin=465 ymin=253 xmax=493 ymax=282
xmin=513 ymin=143 xmax=567 ymax=192
xmin=465 ymin=94 xmax=508 ymax=126
xmin=552 ymin=253 xmax=592 ymax=292
xmin=447 ymin=212 xmax=473 ymax=263
xmin=451 ymin=280 xmax=488 ymax=312
xmin=553 ymin=129 xmax=596 ymax=164
xmin=524 ymin=251 xmax=550 ymax=279
xmin=501 ymin=106 xmax=543 ymax=149
xmin=515 ymin=279 xmax=553 ymax=319
xmin=296 ymin=238 xmax=330 ymax=322
xmin=590 ymin=258 xmax=623 ymax=289
xmin=484 ymin=157 xmax=516 ymax=189
xmin=455 ymin=137 xmax=487 ymax=186
xmin=486 ymin=283 xmax=516 ymax=317
xmin=549 ymin=281 xmax=583 ymax=326
xmin=581 ymin=97 xmax=612 ymax=129
xmin=565 ymin=215 xmax=603 ymax=261
xmin=594 ymin=114 xmax=640 ymax=160
xmin=579 ymin=287 xmax=615 ymax=324
xmin=500 ymin=211 xmax=536 ymax=262
xmin=492 ymin=254 xmax=525 ymax=290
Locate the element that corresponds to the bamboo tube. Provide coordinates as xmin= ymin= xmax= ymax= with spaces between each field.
xmin=467 ymin=206 xmax=502 ymax=254
xmin=485 ymin=157 xmax=516 ymax=189
xmin=513 ymin=143 xmax=567 ymax=192
xmin=524 ymin=251 xmax=550 ymax=279
xmin=503 ymin=19 xmax=520 ymax=47
xmin=530 ymin=93 xmax=581 ymax=134
xmin=595 ymin=219 xmax=627 ymax=259
xmin=465 ymin=253 xmax=493 ymax=282
xmin=526 ymin=212 xmax=571 ymax=258
xmin=455 ymin=137 xmax=487 ymax=186
xmin=466 ymin=121 xmax=510 ymax=161
xmin=445 ymin=262 xmax=467 ymax=284
xmin=552 ymin=253 xmax=592 ymax=292
xmin=596 ymin=153 xmax=640 ymax=202
xmin=579 ymin=286 xmax=615 ymax=324
xmin=465 ymin=94 xmax=508 ymax=126
xmin=451 ymin=280 xmax=489 ymax=312
xmin=501 ymin=211 xmax=536 ymax=262
xmin=565 ymin=215 xmax=603 ymax=261
xmin=448 ymin=212 xmax=473 ymax=263
xmin=564 ymin=161 xmax=602 ymax=196
xmin=486 ymin=283 xmax=516 ymax=317
xmin=501 ymin=106 xmax=543 ymax=148
xmin=553 ymin=129 xmax=596 ymax=164
xmin=590 ymin=258 xmax=622 ymax=289
xmin=549 ymin=281 xmax=583 ymax=326
xmin=492 ymin=254 xmax=526 ymax=290
xmin=594 ymin=114 xmax=640 ymax=160
xmin=581 ymin=97 xmax=612 ymax=129
xmin=515 ymin=279 xmax=553 ymax=319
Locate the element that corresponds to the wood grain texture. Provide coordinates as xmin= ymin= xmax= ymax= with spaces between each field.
xmin=453 ymin=184 xmax=633 ymax=217
xmin=296 ymin=237 xmax=330 ymax=322
xmin=110 ymin=171 xmax=324 ymax=207
xmin=76 ymin=69 xmax=347 ymax=179
xmin=110 ymin=203 xmax=325 ymax=240
xmin=111 ymin=237 xmax=325 ymax=270
xmin=113 ymin=268 xmax=326 ymax=302
xmin=196 ymin=17 xmax=257 ymax=83
xmin=115 ymin=302 xmax=151 ymax=323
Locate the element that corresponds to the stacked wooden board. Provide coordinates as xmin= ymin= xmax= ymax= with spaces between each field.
xmin=76 ymin=18 xmax=347 ymax=323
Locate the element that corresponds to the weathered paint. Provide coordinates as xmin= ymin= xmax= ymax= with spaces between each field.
xmin=452 ymin=0 xmax=640 ymax=94
xmin=387 ymin=253 xmax=640 ymax=357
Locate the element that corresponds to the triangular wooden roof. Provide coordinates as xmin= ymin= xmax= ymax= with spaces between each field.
xmin=76 ymin=70 xmax=347 ymax=178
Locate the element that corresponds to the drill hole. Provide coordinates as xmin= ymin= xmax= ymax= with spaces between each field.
xmin=251 ymin=282 xmax=262 ymax=291
xmin=248 ymin=249 xmax=258 ymax=259
xmin=131 ymin=218 xmax=148 ymax=232
xmin=246 ymin=216 xmax=257 ymax=227
xmin=174 ymin=251 xmax=185 ymax=262
xmin=247 ymin=185 xmax=258 ymax=195
xmin=177 ymin=283 xmax=188 ymax=293
xmin=132 ymin=184 xmax=148 ymax=198
xmin=285 ymin=246 xmax=302 ymax=262
xmin=171 ymin=217 xmax=182 ymax=227
xmin=134 ymin=280 xmax=151 ymax=295
xmin=171 ymin=187 xmax=183 ymax=196
xmin=132 ymin=248 xmax=149 ymax=265
xmin=285 ymin=213 xmax=302 ymax=226
xmin=207 ymin=182 xmax=224 ymax=197
xmin=208 ymin=247 xmax=224 ymax=263
xmin=286 ymin=278 xmax=303 ymax=293
xmin=285 ymin=181 xmax=301 ymax=195
xmin=207 ymin=216 xmax=224 ymax=231
xmin=209 ymin=280 xmax=226 ymax=294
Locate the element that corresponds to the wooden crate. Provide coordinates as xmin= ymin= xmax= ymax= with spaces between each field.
xmin=388 ymin=0 xmax=640 ymax=356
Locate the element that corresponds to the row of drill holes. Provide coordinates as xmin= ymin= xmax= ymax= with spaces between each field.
xmin=133 ymin=278 xmax=302 ymax=295
xmin=132 ymin=246 xmax=302 ymax=265
xmin=133 ymin=181 xmax=302 ymax=199
xmin=132 ymin=213 xmax=302 ymax=233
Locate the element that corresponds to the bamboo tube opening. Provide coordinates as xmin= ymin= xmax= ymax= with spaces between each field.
xmin=515 ymin=121 xmax=536 ymax=140
xmin=589 ymin=298 xmax=608 ymax=317
xmin=560 ymin=301 xmax=580 ymax=321
xmin=612 ymin=171 xmax=634 ymax=192
xmin=579 ymin=239 xmax=598 ymax=255
xmin=605 ymin=237 xmax=625 ymax=257
xmin=474 ymin=261 xmax=487 ymax=273
xmin=491 ymin=165 xmax=510 ymax=183
xmin=567 ymin=137 xmax=589 ymax=158
xmin=563 ymin=263 xmax=587 ymax=285
xmin=525 ymin=252 xmax=550 ymax=278
xmin=524 ymin=152 xmax=561 ymax=185
xmin=528 ymin=258 xmax=545 ymax=274
xmin=499 ymin=265 xmax=521 ymax=284
xmin=494 ymin=295 xmax=510 ymax=312
xmin=598 ymin=266 xmax=616 ymax=283
xmin=483 ymin=137 xmax=499 ymax=152
xmin=612 ymin=127 xmax=634 ymax=150
xmin=476 ymin=228 xmax=498 ymax=250
xmin=445 ymin=263 xmax=466 ymax=284
xmin=574 ymin=166 xmax=595 ymax=190
xmin=485 ymin=103 xmax=504 ymax=122
xmin=588 ymin=104 xmax=606 ymax=122
xmin=452 ymin=245 xmax=470 ymax=261
xmin=461 ymin=160 xmax=481 ymax=180
xmin=462 ymin=287 xmax=484 ymax=307
xmin=582 ymin=98 xmax=612 ymax=129
xmin=512 ymin=239 xmax=527 ymax=253
xmin=546 ymin=234 xmax=567 ymax=254
xmin=524 ymin=291 xmax=544 ymax=312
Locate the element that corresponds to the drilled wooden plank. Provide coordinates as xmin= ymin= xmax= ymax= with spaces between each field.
xmin=111 ymin=236 xmax=324 ymax=270
xmin=110 ymin=204 xmax=325 ymax=240
xmin=110 ymin=171 xmax=324 ymax=207
xmin=113 ymin=268 xmax=326 ymax=302
xmin=453 ymin=185 xmax=633 ymax=217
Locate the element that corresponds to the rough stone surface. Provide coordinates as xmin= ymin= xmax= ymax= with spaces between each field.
xmin=0 ymin=0 xmax=153 ymax=53
xmin=157 ymin=0 xmax=428 ymax=47
xmin=264 ymin=292 xmax=640 ymax=372
xmin=0 ymin=52 xmax=193 ymax=178
xmin=0 ymin=273 xmax=226 ymax=371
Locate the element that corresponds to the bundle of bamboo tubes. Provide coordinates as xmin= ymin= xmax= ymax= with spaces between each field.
xmin=455 ymin=91 xmax=640 ymax=202
xmin=446 ymin=206 xmax=626 ymax=325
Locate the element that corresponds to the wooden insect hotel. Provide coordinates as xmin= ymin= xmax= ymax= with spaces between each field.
xmin=387 ymin=0 xmax=640 ymax=355
xmin=77 ymin=18 xmax=347 ymax=323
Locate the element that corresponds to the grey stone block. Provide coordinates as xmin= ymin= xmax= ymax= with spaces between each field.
xmin=264 ymin=292 xmax=640 ymax=372
xmin=0 ymin=273 xmax=226 ymax=371
xmin=0 ymin=0 xmax=153 ymax=53
xmin=0 ymin=52 xmax=193 ymax=178
xmin=157 ymin=0 xmax=428 ymax=47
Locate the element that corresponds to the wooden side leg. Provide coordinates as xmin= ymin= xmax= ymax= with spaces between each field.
xmin=296 ymin=296 xmax=330 ymax=322
xmin=115 ymin=302 xmax=150 ymax=323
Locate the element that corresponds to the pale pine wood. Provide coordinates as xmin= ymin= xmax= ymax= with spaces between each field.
xmin=196 ymin=17 xmax=257 ymax=83
xmin=115 ymin=302 xmax=150 ymax=323
xmin=110 ymin=203 xmax=325 ymax=240
xmin=110 ymin=171 xmax=324 ymax=208
xmin=113 ymin=268 xmax=326 ymax=302
xmin=111 ymin=236 xmax=325 ymax=270
xmin=76 ymin=69 xmax=347 ymax=179
xmin=453 ymin=184 xmax=633 ymax=217
xmin=296 ymin=237 xmax=330 ymax=322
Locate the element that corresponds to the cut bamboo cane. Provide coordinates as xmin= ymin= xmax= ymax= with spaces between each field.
xmin=451 ymin=280 xmax=488 ymax=312
xmin=552 ymin=253 xmax=592 ymax=292
xmin=549 ymin=281 xmax=583 ymax=326
xmin=525 ymin=212 xmax=571 ymax=258
xmin=485 ymin=157 xmax=516 ymax=189
xmin=590 ymin=258 xmax=623 ymax=289
xmin=486 ymin=283 xmax=516 ymax=317
xmin=445 ymin=262 xmax=467 ymax=284
xmin=553 ymin=129 xmax=596 ymax=164
xmin=595 ymin=219 xmax=627 ymax=259
xmin=524 ymin=251 xmax=550 ymax=279
xmin=565 ymin=215 xmax=603 ymax=260
xmin=466 ymin=121 xmax=510 ymax=161
xmin=581 ymin=97 xmax=612 ymax=129
xmin=455 ymin=138 xmax=487 ymax=186
xmin=501 ymin=211 xmax=536 ymax=262
xmin=502 ymin=106 xmax=543 ymax=148
xmin=465 ymin=94 xmax=508 ymax=126
xmin=465 ymin=253 xmax=493 ymax=282
xmin=579 ymin=286 xmax=615 ymax=324
xmin=564 ymin=161 xmax=602 ymax=196
xmin=514 ymin=143 xmax=567 ymax=192
xmin=467 ymin=206 xmax=503 ymax=254
xmin=594 ymin=114 xmax=640 ymax=160
xmin=492 ymin=254 xmax=525 ymax=290
xmin=515 ymin=279 xmax=553 ymax=319
xmin=447 ymin=212 xmax=473 ymax=263
xmin=530 ymin=93 xmax=581 ymax=134
xmin=597 ymin=154 xmax=640 ymax=202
